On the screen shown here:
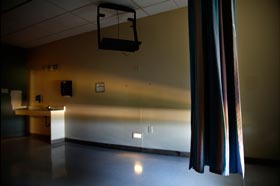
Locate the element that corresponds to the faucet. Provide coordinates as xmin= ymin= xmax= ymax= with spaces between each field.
xmin=47 ymin=105 xmax=52 ymax=111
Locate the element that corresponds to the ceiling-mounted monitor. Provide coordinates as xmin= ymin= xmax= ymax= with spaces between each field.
xmin=97 ymin=3 xmax=141 ymax=52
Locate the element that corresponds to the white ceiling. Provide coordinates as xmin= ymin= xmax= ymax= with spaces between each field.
xmin=1 ymin=0 xmax=188 ymax=48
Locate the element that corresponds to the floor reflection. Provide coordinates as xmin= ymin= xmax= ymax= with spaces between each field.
xmin=134 ymin=161 xmax=143 ymax=175
xmin=2 ymin=137 xmax=279 ymax=186
xmin=51 ymin=145 xmax=67 ymax=178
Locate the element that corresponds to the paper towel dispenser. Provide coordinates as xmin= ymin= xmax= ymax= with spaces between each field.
xmin=61 ymin=80 xmax=72 ymax=97
xmin=35 ymin=94 xmax=42 ymax=103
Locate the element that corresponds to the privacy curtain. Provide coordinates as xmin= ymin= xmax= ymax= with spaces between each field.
xmin=188 ymin=0 xmax=245 ymax=176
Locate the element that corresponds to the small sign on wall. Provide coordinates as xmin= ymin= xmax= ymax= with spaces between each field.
xmin=95 ymin=82 xmax=105 ymax=93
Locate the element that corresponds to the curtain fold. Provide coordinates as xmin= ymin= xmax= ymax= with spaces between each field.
xmin=188 ymin=0 xmax=245 ymax=177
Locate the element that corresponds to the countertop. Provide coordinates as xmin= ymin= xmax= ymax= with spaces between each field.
xmin=14 ymin=106 xmax=65 ymax=117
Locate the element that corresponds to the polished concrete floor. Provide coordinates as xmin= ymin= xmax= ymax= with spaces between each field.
xmin=1 ymin=137 xmax=279 ymax=186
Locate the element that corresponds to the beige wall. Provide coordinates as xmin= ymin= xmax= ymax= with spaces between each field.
xmin=237 ymin=0 xmax=280 ymax=159
xmin=28 ymin=1 xmax=280 ymax=159
xmin=28 ymin=8 xmax=191 ymax=152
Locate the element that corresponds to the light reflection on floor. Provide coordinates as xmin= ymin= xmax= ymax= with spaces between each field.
xmin=1 ymin=137 xmax=279 ymax=186
xmin=134 ymin=161 xmax=143 ymax=175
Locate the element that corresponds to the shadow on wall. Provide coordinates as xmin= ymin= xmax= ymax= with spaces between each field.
xmin=65 ymin=104 xmax=190 ymax=123
xmin=27 ymin=8 xmax=191 ymax=151
xmin=29 ymin=69 xmax=191 ymax=110
xmin=28 ymin=68 xmax=191 ymax=152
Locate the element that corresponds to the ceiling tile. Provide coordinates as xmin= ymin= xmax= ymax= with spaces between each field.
xmin=99 ymin=16 xmax=119 ymax=28
xmin=173 ymin=0 xmax=188 ymax=8
xmin=1 ymin=0 xmax=66 ymax=36
xmin=23 ymin=34 xmax=63 ymax=48
xmin=55 ymin=23 xmax=97 ymax=38
xmin=98 ymin=6 xmax=118 ymax=17
xmin=47 ymin=0 xmax=94 ymax=11
xmin=99 ymin=8 xmax=146 ymax=30
xmin=36 ymin=13 xmax=88 ymax=33
xmin=24 ymin=23 xmax=97 ymax=48
xmin=99 ymin=14 xmax=136 ymax=29
xmin=73 ymin=3 xmax=126 ymax=23
xmin=2 ymin=25 xmax=54 ymax=45
xmin=132 ymin=0 xmax=167 ymax=7
xmin=135 ymin=9 xmax=148 ymax=19
xmin=3 ymin=13 xmax=88 ymax=44
xmin=102 ymin=0 xmax=139 ymax=9
xmin=117 ymin=9 xmax=147 ymax=21
xmin=72 ymin=4 xmax=98 ymax=22
xmin=144 ymin=1 xmax=177 ymax=15
xmin=118 ymin=9 xmax=148 ymax=21
xmin=118 ymin=12 xmax=135 ymax=24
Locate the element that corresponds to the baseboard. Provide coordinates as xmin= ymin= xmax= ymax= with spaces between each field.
xmin=30 ymin=133 xmax=50 ymax=142
xmin=65 ymin=138 xmax=189 ymax=157
xmin=65 ymin=138 xmax=280 ymax=167
xmin=51 ymin=138 xmax=65 ymax=147
xmin=3 ymin=135 xmax=279 ymax=166
xmin=1 ymin=135 xmax=29 ymax=141
xmin=1 ymin=133 xmax=29 ymax=139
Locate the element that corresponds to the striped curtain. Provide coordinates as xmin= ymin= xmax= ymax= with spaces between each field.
xmin=188 ymin=0 xmax=245 ymax=176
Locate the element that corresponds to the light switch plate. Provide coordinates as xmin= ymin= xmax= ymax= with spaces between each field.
xmin=148 ymin=126 xmax=153 ymax=133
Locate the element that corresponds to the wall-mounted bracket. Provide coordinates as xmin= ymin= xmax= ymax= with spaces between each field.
xmin=97 ymin=3 xmax=141 ymax=52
